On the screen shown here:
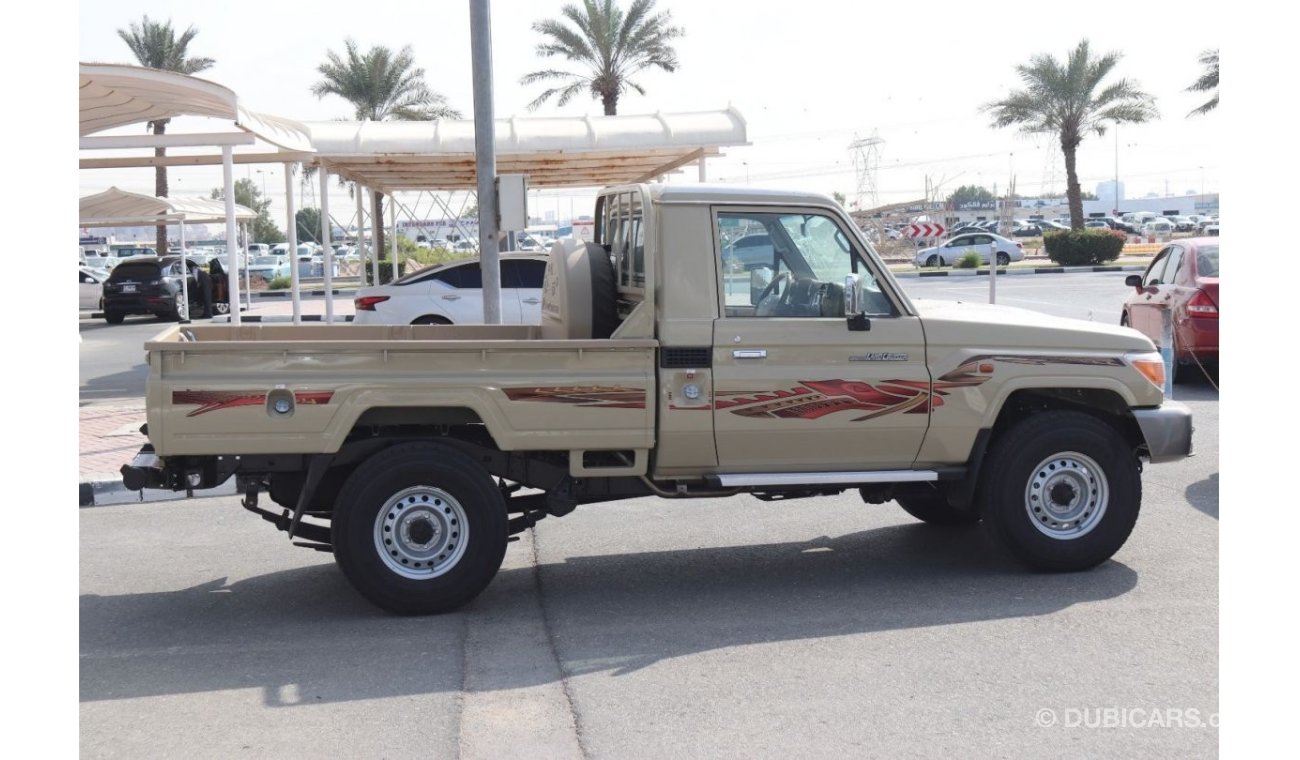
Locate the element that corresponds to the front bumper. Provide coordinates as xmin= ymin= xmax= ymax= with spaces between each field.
xmin=1133 ymin=401 xmax=1194 ymax=464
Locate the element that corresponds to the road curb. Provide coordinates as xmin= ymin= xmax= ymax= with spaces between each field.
xmin=890 ymin=264 xmax=1145 ymax=278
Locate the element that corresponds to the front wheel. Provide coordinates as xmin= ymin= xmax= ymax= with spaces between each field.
xmin=979 ymin=410 xmax=1141 ymax=571
xmin=331 ymin=441 xmax=508 ymax=614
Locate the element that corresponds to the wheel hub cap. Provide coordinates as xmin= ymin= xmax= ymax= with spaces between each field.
xmin=1024 ymin=452 xmax=1109 ymax=540
xmin=374 ymin=486 xmax=468 ymax=579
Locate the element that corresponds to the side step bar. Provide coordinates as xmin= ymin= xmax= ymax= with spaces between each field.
xmin=710 ymin=470 xmax=940 ymax=488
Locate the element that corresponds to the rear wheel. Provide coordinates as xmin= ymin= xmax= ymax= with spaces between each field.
xmin=331 ymin=441 xmax=508 ymax=614
xmin=412 ymin=315 xmax=453 ymax=326
xmin=979 ymin=411 xmax=1140 ymax=571
xmin=104 ymin=310 xmax=125 ymax=325
xmin=170 ymin=292 xmax=189 ymax=321
xmin=996 ymin=252 xmax=1011 ymax=266
xmin=925 ymin=254 xmax=941 ymax=267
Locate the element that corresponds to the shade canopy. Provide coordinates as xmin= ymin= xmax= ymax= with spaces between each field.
xmin=80 ymin=187 xmax=257 ymax=228
xmin=79 ymin=63 xmax=747 ymax=191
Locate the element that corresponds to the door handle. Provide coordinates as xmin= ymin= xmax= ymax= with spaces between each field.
xmin=441 ymin=294 xmax=461 ymax=301
xmin=733 ymin=349 xmax=767 ymax=359
xmin=521 ymin=298 xmax=540 ymax=304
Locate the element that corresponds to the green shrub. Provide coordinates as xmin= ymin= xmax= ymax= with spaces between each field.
xmin=268 ymin=275 xmax=291 ymax=290
xmin=1042 ymin=229 xmax=1126 ymax=266
xmin=954 ymin=251 xmax=982 ymax=269
xmin=364 ymin=260 xmax=408 ymax=286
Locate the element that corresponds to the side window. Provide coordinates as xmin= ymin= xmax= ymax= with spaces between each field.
xmin=430 ymin=266 xmax=463 ymax=288
xmin=507 ymin=260 xmax=548 ymax=289
xmin=717 ymin=210 xmax=894 ymax=319
xmin=1143 ymin=249 xmax=1171 ymax=286
xmin=1163 ymin=245 xmax=1186 ymax=283
xmin=454 ymin=263 xmax=482 ymax=289
xmin=597 ymin=191 xmax=645 ymax=294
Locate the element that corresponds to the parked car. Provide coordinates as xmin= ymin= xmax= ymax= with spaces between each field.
xmin=352 ymin=253 xmax=549 ymax=326
xmin=1084 ymin=220 xmax=1111 ymax=230
xmin=721 ymin=233 xmax=776 ymax=271
xmin=100 ymin=255 xmax=208 ymax=323
xmin=452 ymin=240 xmax=477 ymax=253
xmin=247 ymin=255 xmax=291 ymax=282
xmin=79 ymin=267 xmax=108 ymax=311
xmin=1142 ymin=219 xmax=1175 ymax=236
xmin=914 ymin=232 xmax=1024 ymax=267
xmin=1120 ymin=237 xmax=1219 ymax=382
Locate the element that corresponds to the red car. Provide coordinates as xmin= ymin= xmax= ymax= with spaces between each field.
xmin=1120 ymin=237 xmax=1219 ymax=382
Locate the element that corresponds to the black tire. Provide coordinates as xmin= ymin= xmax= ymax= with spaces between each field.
xmin=212 ymin=301 xmax=230 ymax=315
xmin=889 ymin=486 xmax=981 ymax=526
xmin=979 ymin=410 xmax=1141 ymax=572
xmin=412 ymin=315 xmax=453 ymax=326
xmin=331 ymin=441 xmax=508 ymax=614
xmin=584 ymin=241 xmax=619 ymax=339
xmin=925 ymin=254 xmax=941 ymax=268
xmin=996 ymin=252 xmax=1011 ymax=266
xmin=105 ymin=310 xmax=125 ymax=325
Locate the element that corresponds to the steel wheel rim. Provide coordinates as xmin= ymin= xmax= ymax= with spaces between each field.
xmin=175 ymin=293 xmax=188 ymax=320
xmin=373 ymin=486 xmax=468 ymax=579
xmin=1024 ymin=451 xmax=1108 ymax=540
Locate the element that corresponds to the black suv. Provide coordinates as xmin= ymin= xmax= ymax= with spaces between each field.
xmin=101 ymin=256 xmax=206 ymax=324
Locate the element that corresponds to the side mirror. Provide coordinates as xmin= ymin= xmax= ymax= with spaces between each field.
xmin=1125 ymin=274 xmax=1143 ymax=289
xmin=843 ymin=274 xmax=870 ymax=331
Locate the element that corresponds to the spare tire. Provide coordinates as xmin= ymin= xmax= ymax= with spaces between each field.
xmin=583 ymin=242 xmax=620 ymax=339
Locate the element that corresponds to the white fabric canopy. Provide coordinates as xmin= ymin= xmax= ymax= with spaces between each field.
xmin=79 ymin=187 xmax=257 ymax=228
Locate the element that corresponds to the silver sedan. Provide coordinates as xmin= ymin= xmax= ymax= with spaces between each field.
xmin=914 ymin=232 xmax=1025 ymax=267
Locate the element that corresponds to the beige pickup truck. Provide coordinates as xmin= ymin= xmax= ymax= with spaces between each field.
xmin=122 ymin=183 xmax=1193 ymax=614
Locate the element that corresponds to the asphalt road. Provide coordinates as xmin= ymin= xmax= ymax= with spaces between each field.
xmin=79 ymin=272 xmax=1218 ymax=756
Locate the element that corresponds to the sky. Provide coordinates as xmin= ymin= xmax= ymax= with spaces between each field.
xmin=73 ymin=0 xmax=1226 ymax=232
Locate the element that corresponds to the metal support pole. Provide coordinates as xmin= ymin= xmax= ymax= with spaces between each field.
xmin=286 ymin=165 xmax=300 ymax=324
xmin=222 ymin=146 xmax=241 ymax=324
xmin=698 ymin=157 xmax=707 ymax=182
xmin=320 ymin=169 xmax=334 ymax=323
xmin=471 ymin=0 xmax=502 ymax=324
xmin=178 ymin=218 xmax=189 ymax=322
xmin=390 ymin=194 xmax=398 ymax=282
xmin=356 ymin=186 xmax=366 ymax=285
xmin=368 ymin=188 xmax=379 ymax=285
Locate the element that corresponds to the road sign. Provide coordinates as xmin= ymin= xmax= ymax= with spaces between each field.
xmin=905 ymin=223 xmax=945 ymax=238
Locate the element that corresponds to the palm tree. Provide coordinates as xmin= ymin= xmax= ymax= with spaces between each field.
xmin=521 ymin=0 xmax=683 ymax=116
xmin=1187 ymin=49 xmax=1218 ymax=117
xmin=983 ymin=40 xmax=1158 ymax=229
xmin=117 ymin=15 xmax=215 ymax=254
xmin=311 ymin=39 xmax=461 ymax=254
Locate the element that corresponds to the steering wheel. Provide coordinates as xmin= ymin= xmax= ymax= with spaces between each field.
xmin=754 ymin=271 xmax=794 ymax=316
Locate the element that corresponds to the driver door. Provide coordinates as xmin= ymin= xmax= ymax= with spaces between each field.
xmin=711 ymin=208 xmax=931 ymax=471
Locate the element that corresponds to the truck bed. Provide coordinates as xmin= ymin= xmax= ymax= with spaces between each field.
xmin=142 ymin=323 xmax=658 ymax=457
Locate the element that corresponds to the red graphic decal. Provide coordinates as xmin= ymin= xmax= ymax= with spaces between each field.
xmin=172 ymin=390 xmax=335 ymax=417
xmin=715 ymin=357 xmax=999 ymax=422
xmin=504 ymin=386 xmax=646 ymax=409
xmin=173 ymin=390 xmax=266 ymax=417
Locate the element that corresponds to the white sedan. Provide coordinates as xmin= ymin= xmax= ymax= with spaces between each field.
xmin=352 ymin=253 xmax=549 ymax=325
xmin=914 ymin=232 xmax=1024 ymax=267
xmin=80 ymin=267 xmax=108 ymax=311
